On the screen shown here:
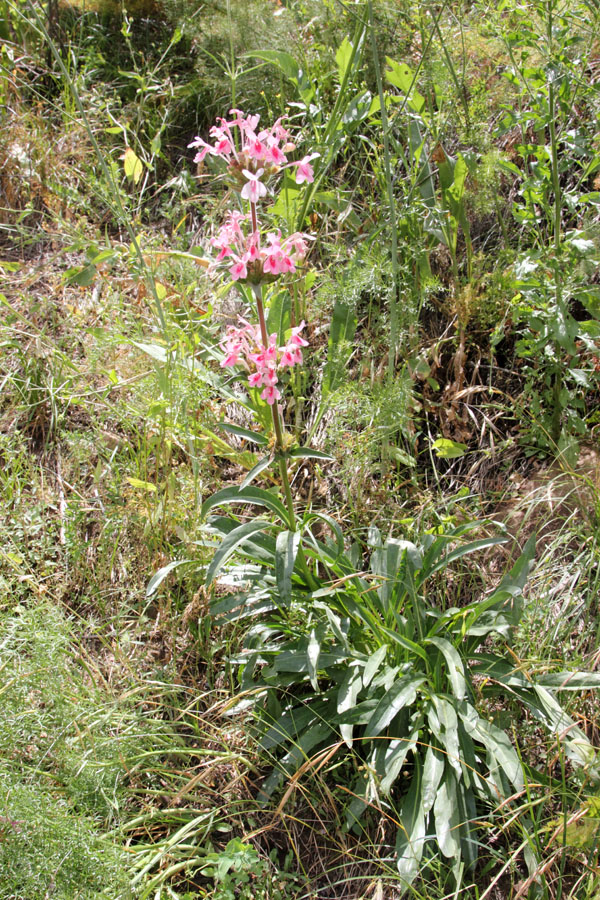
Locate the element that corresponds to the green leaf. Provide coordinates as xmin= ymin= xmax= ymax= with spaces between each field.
xmin=422 ymin=746 xmax=445 ymax=814
xmin=306 ymin=627 xmax=322 ymax=690
xmin=468 ymin=715 xmax=523 ymax=791
xmin=388 ymin=446 xmax=417 ymax=468
xmin=429 ymin=697 xmax=461 ymax=775
xmin=431 ymin=438 xmax=468 ymax=458
xmin=447 ymin=154 xmax=468 ymax=206
xmin=434 ymin=770 xmax=461 ymax=858
xmin=205 ymin=520 xmax=270 ymax=585
xmin=275 ymin=530 xmax=300 ymax=603
xmin=498 ymin=533 xmax=536 ymax=594
xmin=337 ymin=667 xmax=363 ymax=746
xmin=537 ymin=672 xmax=600 ymax=690
xmin=131 ymin=340 xmax=168 ymax=363
xmin=364 ymin=675 xmax=424 ymax=737
xmin=240 ymin=455 xmax=272 ymax=490
xmin=335 ymin=36 xmax=353 ymax=84
xmin=427 ymin=536 xmax=508 ymax=578
xmin=323 ymin=301 xmax=357 ymax=397
xmin=531 ymin=686 xmax=596 ymax=769
xmin=250 ymin=50 xmax=314 ymax=103
xmin=66 ymin=263 xmax=96 ymax=286
xmin=379 ymin=625 xmax=429 ymax=663
xmin=303 ymin=511 xmax=345 ymax=560
xmin=122 ymin=147 xmax=144 ymax=184
xmin=259 ymin=721 xmax=333 ymax=801
xmin=146 ymin=559 xmax=192 ymax=598
xmin=362 ymin=645 xmax=388 ymax=687
xmin=288 ymin=447 xmax=335 ymax=461
xmin=395 ymin=758 xmax=425 ymax=883
xmin=266 ymin=290 xmax=291 ymax=343
xmin=216 ymin=423 xmax=268 ymax=446
xmin=379 ymin=734 xmax=418 ymax=794
xmin=385 ymin=58 xmax=426 ymax=112
xmin=201 ymin=486 xmax=290 ymax=527
xmin=261 ymin=702 xmax=328 ymax=751
xmin=126 ymin=476 xmax=157 ymax=493
xmin=425 ymin=636 xmax=466 ymax=700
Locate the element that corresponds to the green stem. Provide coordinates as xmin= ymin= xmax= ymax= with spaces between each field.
xmin=250 ymin=282 xmax=296 ymax=532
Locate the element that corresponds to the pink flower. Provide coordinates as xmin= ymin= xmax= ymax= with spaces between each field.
xmin=290 ymin=321 xmax=309 ymax=347
xmin=241 ymin=169 xmax=268 ymax=203
xmin=267 ymin=142 xmax=287 ymax=166
xmin=261 ymin=384 xmax=281 ymax=405
xmin=229 ymin=257 xmax=248 ymax=281
xmin=261 ymin=365 xmax=278 ymax=386
xmin=279 ymin=345 xmax=296 ymax=367
xmin=295 ymin=153 xmax=319 ymax=185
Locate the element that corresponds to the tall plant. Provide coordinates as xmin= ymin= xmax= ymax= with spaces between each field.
xmin=182 ymin=108 xmax=600 ymax=886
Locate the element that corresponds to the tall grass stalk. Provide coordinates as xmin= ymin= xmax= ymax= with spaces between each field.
xmin=366 ymin=0 xmax=399 ymax=384
xmin=14 ymin=0 xmax=168 ymax=334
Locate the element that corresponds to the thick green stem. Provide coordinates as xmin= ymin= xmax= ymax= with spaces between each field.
xmin=251 ymin=282 xmax=297 ymax=532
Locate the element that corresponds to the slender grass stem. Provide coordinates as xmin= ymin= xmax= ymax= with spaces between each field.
xmin=19 ymin=0 xmax=168 ymax=335
xmin=367 ymin=0 xmax=399 ymax=385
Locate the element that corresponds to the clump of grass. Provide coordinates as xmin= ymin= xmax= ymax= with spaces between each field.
xmin=0 ymin=601 xmax=173 ymax=898
xmin=0 ymin=783 xmax=131 ymax=900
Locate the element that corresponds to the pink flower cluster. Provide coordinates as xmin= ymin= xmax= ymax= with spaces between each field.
xmin=221 ymin=319 xmax=309 ymax=405
xmin=188 ymin=109 xmax=319 ymax=195
xmin=211 ymin=211 xmax=311 ymax=283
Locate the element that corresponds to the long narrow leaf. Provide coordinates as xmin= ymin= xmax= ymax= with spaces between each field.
xmin=275 ymin=530 xmax=301 ymax=602
xmin=364 ymin=675 xmax=425 ymax=737
xmin=201 ymin=485 xmax=290 ymax=527
xmin=240 ymin=455 xmax=273 ymax=490
xmin=205 ymin=520 xmax=270 ymax=585
xmin=395 ymin=757 xmax=425 ymax=884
